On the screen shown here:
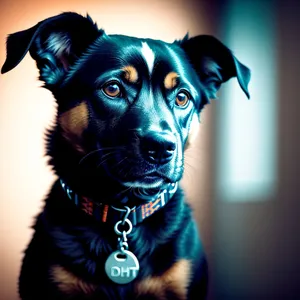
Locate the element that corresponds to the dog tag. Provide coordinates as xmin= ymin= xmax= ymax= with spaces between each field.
xmin=105 ymin=250 xmax=139 ymax=284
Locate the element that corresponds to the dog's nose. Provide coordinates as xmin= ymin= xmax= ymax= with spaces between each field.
xmin=141 ymin=132 xmax=176 ymax=164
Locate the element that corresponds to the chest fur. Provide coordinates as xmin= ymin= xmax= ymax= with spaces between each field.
xmin=51 ymin=259 xmax=191 ymax=299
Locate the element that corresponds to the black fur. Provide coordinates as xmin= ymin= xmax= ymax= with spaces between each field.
xmin=1 ymin=12 xmax=250 ymax=300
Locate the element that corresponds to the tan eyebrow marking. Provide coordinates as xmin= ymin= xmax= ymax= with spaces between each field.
xmin=122 ymin=65 xmax=139 ymax=83
xmin=164 ymin=72 xmax=179 ymax=89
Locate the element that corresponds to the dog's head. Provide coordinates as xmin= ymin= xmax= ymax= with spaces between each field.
xmin=1 ymin=12 xmax=250 ymax=203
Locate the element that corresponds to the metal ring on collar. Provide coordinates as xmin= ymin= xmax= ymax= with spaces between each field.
xmin=114 ymin=219 xmax=133 ymax=235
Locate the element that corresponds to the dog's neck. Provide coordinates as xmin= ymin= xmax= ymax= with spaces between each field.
xmin=60 ymin=178 xmax=178 ymax=226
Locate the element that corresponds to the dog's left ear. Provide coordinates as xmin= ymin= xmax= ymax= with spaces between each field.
xmin=179 ymin=34 xmax=251 ymax=99
xmin=1 ymin=12 xmax=103 ymax=88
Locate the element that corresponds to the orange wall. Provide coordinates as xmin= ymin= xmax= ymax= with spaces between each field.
xmin=0 ymin=1 xmax=214 ymax=299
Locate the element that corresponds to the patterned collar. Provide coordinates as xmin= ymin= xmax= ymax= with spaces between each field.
xmin=60 ymin=179 xmax=178 ymax=226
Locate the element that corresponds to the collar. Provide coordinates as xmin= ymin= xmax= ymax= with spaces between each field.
xmin=60 ymin=179 xmax=178 ymax=226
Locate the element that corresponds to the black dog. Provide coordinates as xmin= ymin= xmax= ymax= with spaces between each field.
xmin=1 ymin=12 xmax=250 ymax=300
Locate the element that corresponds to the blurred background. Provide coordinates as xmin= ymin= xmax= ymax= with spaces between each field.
xmin=0 ymin=0 xmax=299 ymax=299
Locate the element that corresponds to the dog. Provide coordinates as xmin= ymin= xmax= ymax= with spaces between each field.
xmin=1 ymin=12 xmax=250 ymax=300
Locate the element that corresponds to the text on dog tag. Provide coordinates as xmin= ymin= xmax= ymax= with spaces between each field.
xmin=105 ymin=250 xmax=139 ymax=284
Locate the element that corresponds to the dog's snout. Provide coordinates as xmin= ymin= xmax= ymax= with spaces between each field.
xmin=141 ymin=132 xmax=176 ymax=164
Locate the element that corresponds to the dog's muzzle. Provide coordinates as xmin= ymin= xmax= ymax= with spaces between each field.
xmin=139 ymin=131 xmax=177 ymax=165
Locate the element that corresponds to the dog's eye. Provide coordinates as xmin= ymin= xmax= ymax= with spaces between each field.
xmin=103 ymin=82 xmax=121 ymax=98
xmin=176 ymin=91 xmax=190 ymax=108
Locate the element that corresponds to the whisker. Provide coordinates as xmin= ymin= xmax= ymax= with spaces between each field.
xmin=96 ymin=153 xmax=117 ymax=168
xmin=114 ymin=158 xmax=130 ymax=175
xmin=184 ymin=160 xmax=197 ymax=173
xmin=100 ymin=151 xmax=119 ymax=160
xmin=111 ymin=157 xmax=128 ymax=169
xmin=119 ymin=185 xmax=133 ymax=195
xmin=183 ymin=165 xmax=192 ymax=181
xmin=79 ymin=146 xmax=125 ymax=166
xmin=122 ymin=164 xmax=135 ymax=180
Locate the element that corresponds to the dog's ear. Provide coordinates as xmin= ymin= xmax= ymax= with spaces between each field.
xmin=1 ymin=12 xmax=103 ymax=87
xmin=178 ymin=34 xmax=251 ymax=99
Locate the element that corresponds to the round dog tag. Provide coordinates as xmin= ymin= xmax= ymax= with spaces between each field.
xmin=105 ymin=250 xmax=139 ymax=284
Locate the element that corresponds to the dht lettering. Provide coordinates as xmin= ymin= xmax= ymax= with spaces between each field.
xmin=111 ymin=266 xmax=138 ymax=277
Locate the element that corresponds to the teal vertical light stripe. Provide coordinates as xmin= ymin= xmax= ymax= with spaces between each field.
xmin=216 ymin=0 xmax=277 ymax=201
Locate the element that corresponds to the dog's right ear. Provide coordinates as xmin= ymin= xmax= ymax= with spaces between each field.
xmin=1 ymin=12 xmax=103 ymax=88
xmin=178 ymin=34 xmax=251 ymax=100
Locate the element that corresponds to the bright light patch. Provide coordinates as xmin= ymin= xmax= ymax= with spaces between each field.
xmin=216 ymin=0 xmax=277 ymax=202
xmin=141 ymin=42 xmax=155 ymax=74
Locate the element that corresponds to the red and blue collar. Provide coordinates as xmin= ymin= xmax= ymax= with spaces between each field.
xmin=60 ymin=179 xmax=178 ymax=226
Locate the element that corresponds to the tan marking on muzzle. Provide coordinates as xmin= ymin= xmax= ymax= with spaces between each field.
xmin=50 ymin=265 xmax=97 ymax=296
xmin=135 ymin=259 xmax=191 ymax=299
xmin=59 ymin=101 xmax=88 ymax=153
xmin=123 ymin=65 xmax=139 ymax=83
xmin=164 ymin=72 xmax=179 ymax=89
xmin=185 ymin=113 xmax=200 ymax=150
